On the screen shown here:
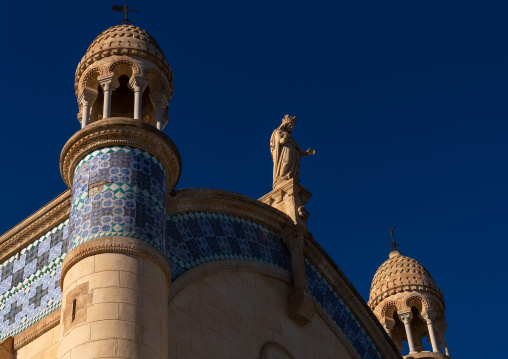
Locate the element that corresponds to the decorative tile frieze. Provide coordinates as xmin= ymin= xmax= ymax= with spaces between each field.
xmin=166 ymin=212 xmax=292 ymax=281
xmin=69 ymin=146 xmax=167 ymax=254
xmin=305 ymin=258 xmax=382 ymax=359
xmin=0 ymin=221 xmax=69 ymax=341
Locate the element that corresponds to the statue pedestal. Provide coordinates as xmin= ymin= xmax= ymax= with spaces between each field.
xmin=260 ymin=179 xmax=315 ymax=326
xmin=259 ymin=179 xmax=312 ymax=230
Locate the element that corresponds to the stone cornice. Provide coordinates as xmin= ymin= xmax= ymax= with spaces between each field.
xmin=61 ymin=236 xmax=171 ymax=289
xmin=13 ymin=308 xmax=60 ymax=351
xmin=0 ymin=191 xmax=71 ymax=264
xmin=304 ymin=237 xmax=403 ymax=359
xmin=60 ymin=118 xmax=182 ymax=198
xmin=167 ymin=188 xmax=292 ymax=232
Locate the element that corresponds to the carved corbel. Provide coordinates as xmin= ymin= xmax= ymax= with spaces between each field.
xmin=281 ymin=223 xmax=314 ymax=326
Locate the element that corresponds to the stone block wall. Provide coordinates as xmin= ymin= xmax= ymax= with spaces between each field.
xmin=16 ymin=324 xmax=61 ymax=359
xmin=58 ymin=252 xmax=168 ymax=359
xmin=167 ymin=270 xmax=355 ymax=359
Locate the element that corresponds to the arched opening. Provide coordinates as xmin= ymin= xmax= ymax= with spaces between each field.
xmin=110 ymin=75 xmax=135 ymax=118
xmin=90 ymin=85 xmax=104 ymax=122
xmin=141 ymin=84 xmax=155 ymax=124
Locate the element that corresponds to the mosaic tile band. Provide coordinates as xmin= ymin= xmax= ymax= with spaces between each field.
xmin=0 ymin=207 xmax=384 ymax=356
xmin=305 ymin=259 xmax=382 ymax=359
xmin=0 ymin=220 xmax=69 ymax=341
xmin=165 ymin=212 xmax=292 ymax=281
xmin=69 ymin=146 xmax=167 ymax=254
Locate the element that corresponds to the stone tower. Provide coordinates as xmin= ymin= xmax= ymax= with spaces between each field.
xmin=57 ymin=25 xmax=180 ymax=359
xmin=368 ymin=249 xmax=451 ymax=359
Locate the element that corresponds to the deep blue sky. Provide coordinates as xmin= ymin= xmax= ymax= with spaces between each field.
xmin=0 ymin=1 xmax=506 ymax=357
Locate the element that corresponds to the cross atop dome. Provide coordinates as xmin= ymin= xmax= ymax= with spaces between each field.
xmin=112 ymin=5 xmax=140 ymax=25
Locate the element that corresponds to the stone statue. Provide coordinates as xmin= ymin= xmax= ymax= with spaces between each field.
xmin=270 ymin=115 xmax=315 ymax=189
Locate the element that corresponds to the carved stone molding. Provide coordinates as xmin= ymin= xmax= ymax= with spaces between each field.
xmin=0 ymin=191 xmax=71 ymax=264
xmin=60 ymin=117 xmax=182 ymax=197
xmin=303 ymin=237 xmax=402 ymax=359
xmin=61 ymin=236 xmax=171 ymax=289
xmin=260 ymin=342 xmax=295 ymax=359
xmin=167 ymin=188 xmax=291 ymax=232
xmin=13 ymin=309 xmax=60 ymax=351
xmin=369 ymin=284 xmax=444 ymax=311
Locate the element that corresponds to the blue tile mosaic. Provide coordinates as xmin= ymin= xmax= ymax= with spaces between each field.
xmin=69 ymin=146 xmax=167 ymax=254
xmin=165 ymin=212 xmax=292 ymax=281
xmin=305 ymin=258 xmax=382 ymax=359
xmin=0 ymin=220 xmax=69 ymax=341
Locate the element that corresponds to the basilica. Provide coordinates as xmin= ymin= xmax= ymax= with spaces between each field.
xmin=0 ymin=22 xmax=451 ymax=359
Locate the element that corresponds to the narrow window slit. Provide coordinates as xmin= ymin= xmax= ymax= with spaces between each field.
xmin=71 ymin=299 xmax=77 ymax=322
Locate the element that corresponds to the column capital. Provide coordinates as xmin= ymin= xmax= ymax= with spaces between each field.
xmin=78 ymin=87 xmax=98 ymax=105
xmin=98 ymin=75 xmax=119 ymax=92
xmin=398 ymin=311 xmax=413 ymax=324
xmin=382 ymin=317 xmax=395 ymax=331
xmin=149 ymin=91 xmax=170 ymax=107
xmin=421 ymin=310 xmax=438 ymax=323
xmin=129 ymin=76 xmax=149 ymax=92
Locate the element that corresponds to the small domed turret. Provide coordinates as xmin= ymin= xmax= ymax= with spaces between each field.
xmin=369 ymin=240 xmax=451 ymax=358
xmin=74 ymin=25 xmax=174 ymax=130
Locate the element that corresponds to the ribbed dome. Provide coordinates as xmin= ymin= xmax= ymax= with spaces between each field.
xmin=75 ymin=25 xmax=172 ymax=92
xmin=368 ymin=250 xmax=443 ymax=309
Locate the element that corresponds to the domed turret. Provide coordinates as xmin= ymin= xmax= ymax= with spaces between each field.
xmin=369 ymin=250 xmax=443 ymax=308
xmin=368 ymin=240 xmax=451 ymax=358
xmin=74 ymin=25 xmax=174 ymax=130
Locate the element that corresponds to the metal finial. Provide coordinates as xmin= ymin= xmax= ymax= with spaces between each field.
xmin=388 ymin=225 xmax=400 ymax=251
xmin=112 ymin=5 xmax=140 ymax=25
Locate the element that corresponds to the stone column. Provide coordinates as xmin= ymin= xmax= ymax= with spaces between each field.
xmin=129 ymin=77 xmax=149 ymax=120
xmin=436 ymin=321 xmax=450 ymax=356
xmin=99 ymin=76 xmax=118 ymax=119
xmin=78 ymin=89 xmax=98 ymax=128
xmin=399 ymin=312 xmax=417 ymax=354
xmin=422 ymin=311 xmax=439 ymax=353
xmin=281 ymin=225 xmax=314 ymax=326
xmin=59 ymin=118 xmax=182 ymax=359
xmin=149 ymin=92 xmax=169 ymax=130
